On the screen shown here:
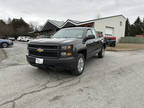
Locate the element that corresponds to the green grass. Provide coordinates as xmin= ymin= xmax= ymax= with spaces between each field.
xmin=119 ymin=37 xmax=144 ymax=44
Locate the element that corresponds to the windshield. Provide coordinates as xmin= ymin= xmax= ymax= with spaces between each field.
xmin=52 ymin=29 xmax=84 ymax=39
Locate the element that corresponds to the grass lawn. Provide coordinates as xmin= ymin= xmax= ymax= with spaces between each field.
xmin=106 ymin=43 xmax=144 ymax=51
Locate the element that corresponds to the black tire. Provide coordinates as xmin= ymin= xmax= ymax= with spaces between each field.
xmin=98 ymin=47 xmax=105 ymax=58
xmin=112 ymin=43 xmax=116 ymax=47
xmin=38 ymin=67 xmax=45 ymax=70
xmin=1 ymin=42 xmax=8 ymax=48
xmin=110 ymin=43 xmax=116 ymax=47
xmin=72 ymin=54 xmax=85 ymax=76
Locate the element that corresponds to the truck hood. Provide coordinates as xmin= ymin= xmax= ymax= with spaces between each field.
xmin=30 ymin=38 xmax=82 ymax=45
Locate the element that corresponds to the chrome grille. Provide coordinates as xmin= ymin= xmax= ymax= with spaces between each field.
xmin=28 ymin=44 xmax=59 ymax=58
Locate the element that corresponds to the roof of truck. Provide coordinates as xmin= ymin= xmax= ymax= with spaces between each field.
xmin=62 ymin=27 xmax=93 ymax=30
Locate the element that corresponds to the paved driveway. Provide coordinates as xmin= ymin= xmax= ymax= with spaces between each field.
xmin=0 ymin=42 xmax=144 ymax=108
xmin=0 ymin=49 xmax=6 ymax=62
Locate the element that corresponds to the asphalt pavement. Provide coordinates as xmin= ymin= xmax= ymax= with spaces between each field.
xmin=0 ymin=49 xmax=6 ymax=62
xmin=0 ymin=42 xmax=144 ymax=108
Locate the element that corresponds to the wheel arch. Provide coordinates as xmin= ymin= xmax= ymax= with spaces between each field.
xmin=77 ymin=49 xmax=87 ymax=60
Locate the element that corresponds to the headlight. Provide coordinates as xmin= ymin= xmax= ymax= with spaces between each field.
xmin=66 ymin=52 xmax=72 ymax=56
xmin=61 ymin=52 xmax=72 ymax=57
xmin=61 ymin=45 xmax=73 ymax=57
xmin=61 ymin=45 xmax=72 ymax=50
xmin=61 ymin=52 xmax=67 ymax=56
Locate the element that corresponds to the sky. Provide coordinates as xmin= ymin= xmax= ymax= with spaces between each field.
xmin=0 ymin=0 xmax=144 ymax=26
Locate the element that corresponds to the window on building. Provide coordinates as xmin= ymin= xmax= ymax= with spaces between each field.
xmin=120 ymin=21 xmax=122 ymax=26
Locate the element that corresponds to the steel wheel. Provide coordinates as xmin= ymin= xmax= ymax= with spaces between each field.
xmin=101 ymin=48 xmax=105 ymax=57
xmin=72 ymin=54 xmax=85 ymax=76
xmin=77 ymin=57 xmax=84 ymax=73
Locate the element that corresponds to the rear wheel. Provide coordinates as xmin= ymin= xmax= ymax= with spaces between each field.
xmin=98 ymin=47 xmax=105 ymax=58
xmin=1 ymin=43 xmax=8 ymax=48
xmin=110 ymin=43 xmax=116 ymax=47
xmin=72 ymin=54 xmax=85 ymax=76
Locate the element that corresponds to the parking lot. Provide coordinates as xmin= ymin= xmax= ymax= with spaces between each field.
xmin=0 ymin=42 xmax=144 ymax=108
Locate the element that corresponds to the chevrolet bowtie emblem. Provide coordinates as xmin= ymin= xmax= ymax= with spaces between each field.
xmin=37 ymin=48 xmax=44 ymax=53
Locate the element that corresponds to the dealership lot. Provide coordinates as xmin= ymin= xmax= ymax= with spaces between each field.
xmin=0 ymin=49 xmax=6 ymax=62
xmin=0 ymin=42 xmax=144 ymax=108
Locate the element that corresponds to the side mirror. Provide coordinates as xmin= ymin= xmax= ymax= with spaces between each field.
xmin=98 ymin=34 xmax=103 ymax=38
xmin=85 ymin=35 xmax=95 ymax=41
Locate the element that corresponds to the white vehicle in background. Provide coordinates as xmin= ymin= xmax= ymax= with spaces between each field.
xmin=17 ymin=37 xmax=21 ymax=41
xmin=17 ymin=36 xmax=23 ymax=41
xmin=24 ymin=37 xmax=33 ymax=42
xmin=17 ymin=36 xmax=33 ymax=42
xmin=8 ymin=37 xmax=16 ymax=41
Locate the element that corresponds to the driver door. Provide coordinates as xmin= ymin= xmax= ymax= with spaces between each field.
xmin=86 ymin=29 xmax=96 ymax=58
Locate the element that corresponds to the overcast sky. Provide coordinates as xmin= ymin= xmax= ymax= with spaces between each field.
xmin=0 ymin=0 xmax=144 ymax=25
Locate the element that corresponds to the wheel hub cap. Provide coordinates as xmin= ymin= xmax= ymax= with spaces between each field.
xmin=102 ymin=48 xmax=105 ymax=56
xmin=77 ymin=58 xmax=84 ymax=73
xmin=3 ymin=43 xmax=7 ymax=48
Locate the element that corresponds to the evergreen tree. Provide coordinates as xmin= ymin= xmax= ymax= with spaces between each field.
xmin=0 ymin=20 xmax=6 ymax=25
xmin=7 ymin=18 xmax=12 ymax=24
xmin=129 ymin=24 xmax=136 ymax=36
xmin=133 ymin=17 xmax=143 ymax=35
xmin=0 ymin=18 xmax=34 ymax=38
xmin=142 ymin=18 xmax=144 ymax=34
xmin=125 ymin=18 xmax=131 ymax=36
xmin=0 ymin=19 xmax=6 ymax=37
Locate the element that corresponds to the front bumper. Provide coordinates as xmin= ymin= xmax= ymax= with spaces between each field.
xmin=26 ymin=55 xmax=76 ymax=68
xmin=9 ymin=41 xmax=13 ymax=46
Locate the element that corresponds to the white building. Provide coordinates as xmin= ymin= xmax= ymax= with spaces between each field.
xmin=93 ymin=15 xmax=126 ymax=41
xmin=42 ymin=15 xmax=126 ymax=42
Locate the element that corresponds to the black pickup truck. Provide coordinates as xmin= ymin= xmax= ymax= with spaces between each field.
xmin=26 ymin=27 xmax=106 ymax=75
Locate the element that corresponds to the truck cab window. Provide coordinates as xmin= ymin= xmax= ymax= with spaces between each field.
xmin=86 ymin=30 xmax=93 ymax=37
xmin=92 ymin=29 xmax=97 ymax=38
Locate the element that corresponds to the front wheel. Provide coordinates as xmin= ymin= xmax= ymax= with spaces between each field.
xmin=98 ymin=47 xmax=105 ymax=58
xmin=72 ymin=54 xmax=85 ymax=76
xmin=1 ymin=43 xmax=8 ymax=48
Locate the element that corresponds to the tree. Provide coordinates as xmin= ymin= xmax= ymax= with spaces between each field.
xmin=7 ymin=18 xmax=12 ymax=24
xmin=0 ymin=19 xmax=7 ymax=37
xmin=129 ymin=17 xmax=144 ymax=36
xmin=133 ymin=17 xmax=143 ymax=35
xmin=142 ymin=18 xmax=144 ymax=34
xmin=0 ymin=18 xmax=34 ymax=38
xmin=0 ymin=20 xmax=6 ymax=25
xmin=125 ymin=18 xmax=131 ymax=36
xmin=129 ymin=24 xmax=136 ymax=36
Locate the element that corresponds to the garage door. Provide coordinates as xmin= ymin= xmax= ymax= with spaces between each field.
xmin=105 ymin=27 xmax=114 ymax=37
